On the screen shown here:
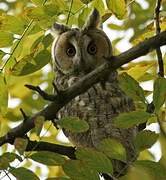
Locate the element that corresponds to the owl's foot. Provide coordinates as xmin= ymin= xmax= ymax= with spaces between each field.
xmin=20 ymin=108 xmax=29 ymax=122
xmin=52 ymin=81 xmax=61 ymax=94
xmin=25 ymin=84 xmax=56 ymax=101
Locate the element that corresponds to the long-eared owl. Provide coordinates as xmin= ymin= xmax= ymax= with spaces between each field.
xmin=51 ymin=9 xmax=137 ymax=176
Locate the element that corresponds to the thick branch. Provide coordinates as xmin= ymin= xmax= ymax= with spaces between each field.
xmin=0 ymin=30 xmax=166 ymax=147
xmin=26 ymin=140 xmax=76 ymax=159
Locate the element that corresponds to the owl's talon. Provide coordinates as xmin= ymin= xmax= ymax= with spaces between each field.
xmin=52 ymin=81 xmax=61 ymax=94
xmin=25 ymin=84 xmax=56 ymax=101
xmin=51 ymin=119 xmax=59 ymax=130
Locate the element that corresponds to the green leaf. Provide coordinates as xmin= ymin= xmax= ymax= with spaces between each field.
xmin=14 ymin=138 xmax=28 ymax=155
xmin=132 ymin=17 xmax=166 ymax=44
xmin=107 ymin=23 xmax=123 ymax=30
xmin=34 ymin=116 xmax=45 ymax=136
xmin=118 ymin=72 xmax=146 ymax=105
xmin=0 ymin=155 xmax=10 ymax=170
xmin=31 ymin=0 xmax=45 ymax=6
xmin=126 ymin=62 xmax=155 ymax=81
xmin=76 ymin=148 xmax=113 ymax=174
xmin=42 ymin=34 xmax=53 ymax=48
xmin=0 ymin=50 xmax=5 ymax=59
xmin=29 ymin=151 xmax=66 ymax=166
xmin=58 ymin=117 xmax=89 ymax=133
xmin=1 ymin=152 xmax=22 ymax=162
xmin=132 ymin=30 xmax=155 ymax=45
xmin=92 ymin=0 xmax=105 ymax=16
xmin=138 ymin=150 xmax=155 ymax=161
xmin=113 ymin=111 xmax=151 ymax=128
xmin=13 ymin=31 xmax=44 ymax=59
xmin=26 ymin=4 xmax=59 ymax=21
xmin=0 ymin=31 xmax=13 ymax=47
xmin=63 ymin=160 xmax=100 ymax=180
xmin=11 ymin=49 xmax=51 ymax=76
xmin=153 ymin=77 xmax=166 ymax=113
xmin=0 ymin=152 xmax=22 ymax=169
xmin=78 ymin=7 xmax=92 ymax=28
xmin=0 ymin=15 xmax=27 ymax=35
xmin=134 ymin=130 xmax=159 ymax=152
xmin=0 ymin=73 xmax=8 ymax=116
xmin=11 ymin=167 xmax=39 ymax=180
xmin=133 ymin=160 xmax=166 ymax=179
xmin=106 ymin=0 xmax=127 ymax=19
xmin=26 ymin=7 xmax=47 ymax=21
xmin=97 ymin=138 xmax=126 ymax=162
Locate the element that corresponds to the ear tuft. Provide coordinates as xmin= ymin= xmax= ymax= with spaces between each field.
xmin=51 ymin=23 xmax=70 ymax=36
xmin=83 ymin=8 xmax=100 ymax=30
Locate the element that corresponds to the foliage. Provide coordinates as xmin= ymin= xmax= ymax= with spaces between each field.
xmin=0 ymin=0 xmax=166 ymax=179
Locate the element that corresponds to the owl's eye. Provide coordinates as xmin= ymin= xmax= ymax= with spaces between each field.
xmin=87 ymin=43 xmax=97 ymax=55
xmin=66 ymin=45 xmax=76 ymax=57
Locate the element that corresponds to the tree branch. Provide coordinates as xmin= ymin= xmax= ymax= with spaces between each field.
xmin=0 ymin=30 xmax=166 ymax=147
xmin=26 ymin=140 xmax=76 ymax=159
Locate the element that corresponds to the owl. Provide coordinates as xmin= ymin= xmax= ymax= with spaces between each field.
xmin=51 ymin=9 xmax=137 ymax=177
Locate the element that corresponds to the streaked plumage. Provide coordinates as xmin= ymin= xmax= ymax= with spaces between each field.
xmin=52 ymin=9 xmax=137 ymax=176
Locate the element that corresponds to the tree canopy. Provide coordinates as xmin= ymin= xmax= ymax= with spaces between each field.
xmin=0 ymin=0 xmax=166 ymax=179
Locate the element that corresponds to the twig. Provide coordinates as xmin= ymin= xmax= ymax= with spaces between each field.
xmin=3 ymin=170 xmax=12 ymax=180
xmin=26 ymin=140 xmax=76 ymax=159
xmin=154 ymin=0 xmax=164 ymax=77
xmin=43 ymin=0 xmax=48 ymax=4
xmin=25 ymin=84 xmax=56 ymax=101
xmin=127 ymin=0 xmax=135 ymax=7
xmin=20 ymin=108 xmax=28 ymax=122
xmin=66 ymin=0 xmax=74 ymax=25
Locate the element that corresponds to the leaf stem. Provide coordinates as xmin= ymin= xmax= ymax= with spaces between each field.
xmin=66 ymin=0 xmax=74 ymax=25
xmin=1 ymin=20 xmax=34 ymax=71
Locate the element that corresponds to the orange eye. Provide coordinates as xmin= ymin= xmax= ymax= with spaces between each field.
xmin=87 ymin=43 xmax=97 ymax=55
xmin=66 ymin=46 xmax=76 ymax=57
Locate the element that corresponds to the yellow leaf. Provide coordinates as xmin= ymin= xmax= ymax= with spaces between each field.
xmin=126 ymin=62 xmax=155 ymax=80
xmin=34 ymin=116 xmax=45 ymax=136
xmin=14 ymin=138 xmax=28 ymax=155
xmin=106 ymin=0 xmax=127 ymax=19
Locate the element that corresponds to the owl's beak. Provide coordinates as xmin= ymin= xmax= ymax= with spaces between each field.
xmin=73 ymin=51 xmax=93 ymax=74
xmin=72 ymin=57 xmax=83 ymax=74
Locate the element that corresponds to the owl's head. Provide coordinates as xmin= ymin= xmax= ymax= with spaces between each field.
xmin=51 ymin=9 xmax=112 ymax=75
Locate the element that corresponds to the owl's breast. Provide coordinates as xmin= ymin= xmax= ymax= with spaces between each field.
xmin=59 ymin=82 xmax=137 ymax=158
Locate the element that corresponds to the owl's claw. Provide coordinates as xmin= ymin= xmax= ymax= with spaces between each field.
xmin=25 ymin=84 xmax=56 ymax=101
xmin=52 ymin=119 xmax=59 ymax=130
xmin=52 ymin=81 xmax=61 ymax=94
